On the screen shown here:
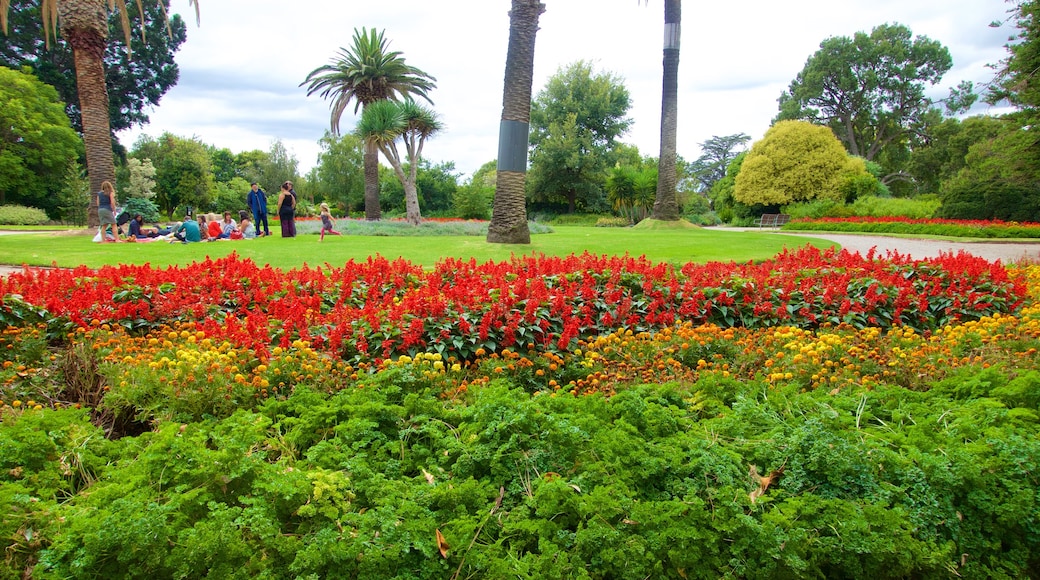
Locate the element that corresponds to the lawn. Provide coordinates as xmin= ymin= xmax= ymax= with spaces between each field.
xmin=0 ymin=225 xmax=836 ymax=269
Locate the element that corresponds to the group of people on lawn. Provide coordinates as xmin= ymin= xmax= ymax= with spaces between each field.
xmin=95 ymin=180 xmax=341 ymax=243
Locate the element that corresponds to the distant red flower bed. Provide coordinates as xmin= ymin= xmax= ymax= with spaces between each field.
xmin=788 ymin=216 xmax=1040 ymax=238
xmin=0 ymin=248 xmax=1024 ymax=364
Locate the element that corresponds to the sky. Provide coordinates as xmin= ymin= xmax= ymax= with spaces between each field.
xmin=119 ymin=0 xmax=1015 ymax=180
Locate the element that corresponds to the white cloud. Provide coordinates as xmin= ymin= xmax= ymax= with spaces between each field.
xmin=119 ymin=0 xmax=1013 ymax=179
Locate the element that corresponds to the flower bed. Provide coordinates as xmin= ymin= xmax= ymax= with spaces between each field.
xmin=1 ymin=254 xmax=1038 ymax=578
xmin=0 ymin=247 xmax=1024 ymax=366
xmin=785 ymin=215 xmax=1040 ymax=238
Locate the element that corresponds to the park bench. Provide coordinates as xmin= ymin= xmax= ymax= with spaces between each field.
xmin=755 ymin=213 xmax=791 ymax=228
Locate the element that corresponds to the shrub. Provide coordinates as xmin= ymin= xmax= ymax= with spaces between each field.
xmin=594 ymin=217 xmax=630 ymax=227
xmin=119 ymin=198 xmax=162 ymax=224
xmin=0 ymin=205 xmax=49 ymax=225
xmin=453 ymin=183 xmax=493 ymax=220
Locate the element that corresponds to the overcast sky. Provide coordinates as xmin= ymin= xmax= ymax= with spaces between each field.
xmin=118 ymin=0 xmax=1014 ymax=179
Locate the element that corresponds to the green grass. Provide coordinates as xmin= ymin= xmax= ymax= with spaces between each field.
xmin=0 ymin=226 xmax=835 ymax=269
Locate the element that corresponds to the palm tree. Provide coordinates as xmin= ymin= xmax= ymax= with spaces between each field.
xmin=1 ymin=0 xmax=199 ymax=228
xmin=356 ymin=99 xmax=442 ymax=225
xmin=487 ymin=0 xmax=545 ymax=244
xmin=650 ymin=0 xmax=681 ymax=221
xmin=302 ymin=27 xmax=436 ymax=221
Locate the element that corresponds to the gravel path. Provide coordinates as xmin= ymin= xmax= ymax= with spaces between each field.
xmin=1 ymin=230 xmax=1039 ymax=278
xmin=774 ymin=231 xmax=1040 ymax=263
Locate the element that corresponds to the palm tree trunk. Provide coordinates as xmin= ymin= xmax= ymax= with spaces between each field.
xmin=363 ymin=140 xmax=381 ymax=220
xmin=60 ymin=0 xmax=114 ymax=229
xmin=487 ymin=0 xmax=544 ymax=244
xmin=652 ymin=0 xmax=681 ymax=221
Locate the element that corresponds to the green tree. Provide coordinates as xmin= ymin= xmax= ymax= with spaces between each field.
xmin=777 ymin=23 xmax=969 ymax=180
xmin=124 ymin=157 xmax=156 ymax=199
xmin=488 ymin=0 xmax=545 ymax=244
xmin=1 ymin=0 xmax=199 ymax=228
xmin=734 ymin=120 xmax=870 ymax=207
xmin=0 ymin=0 xmax=186 ymax=135
xmin=527 ymin=60 xmax=632 ymax=213
xmin=606 ymin=160 xmax=656 ymax=224
xmin=258 ymin=139 xmax=299 ymax=201
xmin=0 ymin=65 xmax=83 ymax=217
xmin=302 ymin=27 xmax=436 ymax=221
xmin=907 ymin=115 xmax=1006 ymax=196
xmin=689 ymin=133 xmax=750 ymax=193
xmin=988 ymin=0 xmax=1040 ymax=126
xmin=356 ymin=99 xmax=442 ymax=225
xmin=132 ymin=132 xmax=212 ymax=219
xmin=207 ymin=147 xmax=238 ymax=183
xmin=309 ymin=131 xmax=364 ymax=214
xmin=937 ymin=127 xmax=1040 ymax=220
xmin=455 ymin=160 xmax=495 ymax=220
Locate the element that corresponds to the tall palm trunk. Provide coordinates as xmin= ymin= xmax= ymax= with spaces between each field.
xmin=363 ymin=139 xmax=381 ymax=220
xmin=487 ymin=0 xmax=544 ymax=244
xmin=651 ymin=0 xmax=681 ymax=221
xmin=60 ymin=0 xmax=114 ymax=229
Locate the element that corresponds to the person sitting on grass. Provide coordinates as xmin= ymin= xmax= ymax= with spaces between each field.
xmin=127 ymin=214 xmax=160 ymax=241
xmin=239 ymin=216 xmax=256 ymax=239
xmin=206 ymin=213 xmax=224 ymax=240
xmin=319 ymin=203 xmax=341 ymax=241
xmin=171 ymin=214 xmax=202 ymax=243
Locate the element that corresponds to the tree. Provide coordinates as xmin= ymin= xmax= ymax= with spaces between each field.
xmin=777 ymin=23 xmax=967 ymax=176
xmin=302 ymin=27 xmax=436 ymax=221
xmin=0 ymin=0 xmax=186 ymax=134
xmin=487 ymin=0 xmax=545 ymax=244
xmin=258 ymin=139 xmax=299 ymax=200
xmin=988 ymin=0 xmax=1040 ymax=126
xmin=357 ymin=99 xmax=442 ymax=225
xmin=0 ymin=0 xmax=199 ymax=228
xmin=125 ymin=156 xmax=157 ymax=199
xmin=937 ymin=128 xmax=1040 ymax=221
xmin=649 ymin=0 xmax=681 ymax=221
xmin=606 ymin=161 xmax=656 ymax=224
xmin=688 ymin=133 xmax=750 ymax=194
xmin=734 ymin=120 xmax=870 ymax=207
xmin=527 ymin=60 xmax=632 ymax=213
xmin=0 ymin=65 xmax=83 ymax=216
xmin=309 ymin=131 xmax=364 ymax=213
xmin=132 ymin=132 xmax=212 ymax=219
xmin=907 ymin=115 xmax=1006 ymax=196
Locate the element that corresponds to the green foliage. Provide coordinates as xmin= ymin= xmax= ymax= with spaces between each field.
xmin=55 ymin=161 xmax=89 ymax=226
xmin=688 ymin=133 xmax=750 ymax=193
xmin=735 ymin=121 xmax=870 ymax=206
xmin=119 ymin=197 xmax=162 ymax=224
xmin=0 ymin=0 xmax=187 ymax=134
xmin=785 ymin=195 xmax=941 ymax=221
xmin=0 ymin=205 xmax=49 ymax=226
xmin=528 ymin=61 xmax=632 ymax=214
xmin=605 ymin=161 xmax=656 ymax=224
xmin=453 ymin=183 xmax=493 ymax=220
xmin=132 ymin=133 xmax=215 ymax=220
xmin=937 ymin=127 xmax=1040 ymax=220
xmin=124 ymin=157 xmax=158 ymax=200
xmin=776 ymin=23 xmax=957 ymax=184
xmin=309 ymin=131 xmax=365 ymax=213
xmin=0 ymin=66 xmax=83 ymax=219
xmin=209 ymin=177 xmax=253 ymax=215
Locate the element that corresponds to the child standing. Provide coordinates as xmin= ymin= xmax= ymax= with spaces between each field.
xmin=319 ymin=203 xmax=341 ymax=241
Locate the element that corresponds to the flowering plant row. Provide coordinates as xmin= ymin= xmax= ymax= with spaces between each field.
xmin=0 ymin=247 xmax=1024 ymax=364
xmin=787 ymin=215 xmax=1040 ymax=238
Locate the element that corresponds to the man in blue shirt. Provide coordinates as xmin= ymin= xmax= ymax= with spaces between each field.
xmin=247 ymin=182 xmax=271 ymax=237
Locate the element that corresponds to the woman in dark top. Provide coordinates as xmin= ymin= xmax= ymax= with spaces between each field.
xmin=277 ymin=181 xmax=297 ymax=238
xmin=96 ymin=181 xmax=118 ymax=242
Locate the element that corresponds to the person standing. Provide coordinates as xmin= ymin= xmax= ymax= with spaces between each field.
xmin=247 ymin=182 xmax=270 ymax=237
xmin=96 ymin=181 xmax=118 ymax=242
xmin=277 ymin=181 xmax=297 ymax=238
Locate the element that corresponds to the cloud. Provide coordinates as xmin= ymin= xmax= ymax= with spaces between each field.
xmin=119 ymin=0 xmax=1013 ymax=178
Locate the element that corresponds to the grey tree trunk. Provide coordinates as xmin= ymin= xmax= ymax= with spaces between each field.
xmin=652 ymin=0 xmax=681 ymax=221
xmin=363 ymin=140 xmax=381 ymax=220
xmin=487 ymin=0 xmax=545 ymax=244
